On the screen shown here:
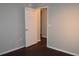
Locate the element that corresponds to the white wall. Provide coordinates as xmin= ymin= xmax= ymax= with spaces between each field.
xmin=0 ymin=3 xmax=31 ymax=55
xmin=47 ymin=4 xmax=79 ymax=55
xmin=41 ymin=8 xmax=47 ymax=38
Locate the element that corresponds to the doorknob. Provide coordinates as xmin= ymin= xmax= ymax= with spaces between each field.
xmin=25 ymin=29 xmax=28 ymax=31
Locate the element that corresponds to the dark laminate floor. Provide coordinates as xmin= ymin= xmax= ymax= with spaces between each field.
xmin=2 ymin=38 xmax=73 ymax=56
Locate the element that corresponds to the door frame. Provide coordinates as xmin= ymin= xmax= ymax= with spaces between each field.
xmin=24 ymin=6 xmax=48 ymax=47
xmin=36 ymin=6 xmax=48 ymax=46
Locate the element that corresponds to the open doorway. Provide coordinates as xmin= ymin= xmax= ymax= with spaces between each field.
xmin=25 ymin=7 xmax=48 ymax=48
xmin=40 ymin=7 xmax=47 ymax=46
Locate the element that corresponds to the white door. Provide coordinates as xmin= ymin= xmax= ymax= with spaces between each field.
xmin=25 ymin=7 xmax=40 ymax=47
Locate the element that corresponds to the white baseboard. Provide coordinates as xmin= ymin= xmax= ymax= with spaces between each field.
xmin=0 ymin=45 xmax=24 ymax=55
xmin=38 ymin=39 xmax=41 ymax=42
xmin=40 ymin=34 xmax=47 ymax=38
xmin=47 ymin=45 xmax=79 ymax=56
xmin=42 ymin=35 xmax=47 ymax=38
